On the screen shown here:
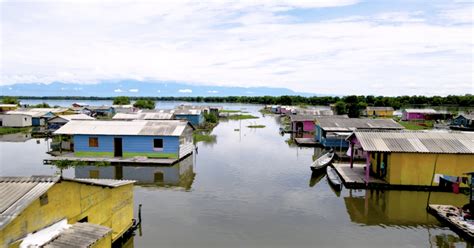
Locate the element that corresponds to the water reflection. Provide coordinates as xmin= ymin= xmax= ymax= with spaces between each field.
xmin=74 ymin=155 xmax=195 ymax=190
xmin=0 ymin=132 xmax=32 ymax=142
xmin=344 ymin=190 xmax=469 ymax=227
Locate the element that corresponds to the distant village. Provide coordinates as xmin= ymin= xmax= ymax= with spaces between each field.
xmin=0 ymin=97 xmax=473 ymax=246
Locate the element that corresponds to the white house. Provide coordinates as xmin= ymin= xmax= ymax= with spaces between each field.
xmin=0 ymin=113 xmax=32 ymax=127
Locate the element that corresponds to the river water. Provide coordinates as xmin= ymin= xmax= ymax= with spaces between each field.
xmin=0 ymin=101 xmax=470 ymax=248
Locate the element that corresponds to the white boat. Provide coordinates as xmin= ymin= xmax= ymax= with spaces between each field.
xmin=310 ymin=151 xmax=335 ymax=171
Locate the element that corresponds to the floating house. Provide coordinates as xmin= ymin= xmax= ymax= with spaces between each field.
xmin=5 ymin=108 xmax=72 ymax=126
xmin=85 ymin=106 xmax=115 ymax=117
xmin=315 ymin=118 xmax=404 ymax=148
xmin=296 ymin=108 xmax=334 ymax=116
xmin=365 ymin=106 xmax=394 ymax=117
xmin=47 ymin=114 xmax=95 ymax=130
xmin=290 ymin=115 xmax=318 ymax=133
xmin=112 ymin=110 xmax=174 ymax=121
xmin=172 ymin=109 xmax=204 ymax=126
xmin=0 ymin=176 xmax=135 ymax=247
xmin=346 ymin=130 xmax=474 ymax=188
xmin=0 ymin=104 xmax=18 ymax=113
xmin=176 ymin=105 xmax=222 ymax=116
xmin=0 ymin=113 xmax=32 ymax=127
xmin=450 ymin=114 xmax=474 ymax=131
xmin=53 ymin=120 xmax=194 ymax=162
xmin=401 ymin=109 xmax=452 ymax=121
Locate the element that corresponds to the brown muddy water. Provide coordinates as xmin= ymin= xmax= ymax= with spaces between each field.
xmin=0 ymin=101 xmax=470 ymax=248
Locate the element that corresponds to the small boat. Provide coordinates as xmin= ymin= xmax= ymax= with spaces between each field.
xmin=326 ymin=166 xmax=342 ymax=191
xmin=310 ymin=151 xmax=335 ymax=171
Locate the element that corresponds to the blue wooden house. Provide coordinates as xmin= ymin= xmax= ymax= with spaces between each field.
xmin=450 ymin=114 xmax=474 ymax=131
xmin=172 ymin=109 xmax=204 ymax=126
xmin=315 ymin=117 xmax=404 ymax=148
xmin=54 ymin=120 xmax=195 ymax=160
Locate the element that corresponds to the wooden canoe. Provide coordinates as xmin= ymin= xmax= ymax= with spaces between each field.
xmin=310 ymin=151 xmax=335 ymax=172
xmin=326 ymin=166 xmax=342 ymax=191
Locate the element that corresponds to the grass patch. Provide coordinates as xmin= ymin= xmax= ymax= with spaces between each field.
xmin=0 ymin=127 xmax=31 ymax=135
xmin=219 ymin=109 xmax=241 ymax=113
xmin=399 ymin=121 xmax=434 ymax=130
xmin=247 ymin=125 xmax=266 ymax=128
xmin=227 ymin=114 xmax=259 ymax=120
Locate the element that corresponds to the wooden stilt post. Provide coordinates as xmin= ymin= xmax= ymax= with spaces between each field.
xmin=365 ymin=151 xmax=370 ymax=187
xmin=350 ymin=142 xmax=354 ymax=168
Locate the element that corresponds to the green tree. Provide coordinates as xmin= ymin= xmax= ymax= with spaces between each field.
xmin=113 ymin=96 xmax=131 ymax=105
xmin=133 ymin=99 xmax=155 ymax=109
xmin=1 ymin=96 xmax=19 ymax=105
xmin=32 ymin=102 xmax=50 ymax=108
xmin=334 ymin=101 xmax=347 ymax=115
xmin=204 ymin=113 xmax=218 ymax=123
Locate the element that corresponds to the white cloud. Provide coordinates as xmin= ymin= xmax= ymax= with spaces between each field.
xmin=207 ymin=90 xmax=218 ymax=94
xmin=1 ymin=1 xmax=472 ymax=95
xmin=114 ymin=88 xmax=124 ymax=93
xmin=129 ymin=89 xmax=139 ymax=93
xmin=179 ymin=89 xmax=192 ymax=93
xmin=157 ymin=90 xmax=161 ymax=93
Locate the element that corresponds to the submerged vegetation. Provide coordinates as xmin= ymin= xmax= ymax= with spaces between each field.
xmin=227 ymin=114 xmax=259 ymax=120
xmin=219 ymin=109 xmax=241 ymax=113
xmin=0 ymin=127 xmax=31 ymax=135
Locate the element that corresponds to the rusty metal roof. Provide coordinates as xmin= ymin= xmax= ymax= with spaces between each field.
xmin=317 ymin=118 xmax=404 ymax=131
xmin=349 ymin=130 xmax=474 ymax=154
xmin=54 ymin=120 xmax=191 ymax=136
xmin=42 ymin=222 xmax=112 ymax=248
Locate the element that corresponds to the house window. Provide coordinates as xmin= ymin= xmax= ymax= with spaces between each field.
xmin=39 ymin=193 xmax=48 ymax=206
xmin=89 ymin=137 xmax=99 ymax=147
xmin=153 ymin=139 xmax=163 ymax=151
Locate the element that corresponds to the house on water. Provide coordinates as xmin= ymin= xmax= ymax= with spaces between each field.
xmin=0 ymin=112 xmax=32 ymax=127
xmin=365 ymin=106 xmax=394 ymax=118
xmin=450 ymin=114 xmax=474 ymax=131
xmin=112 ymin=110 xmax=174 ymax=121
xmin=290 ymin=115 xmax=318 ymax=133
xmin=52 ymin=120 xmax=195 ymax=163
xmin=85 ymin=106 xmax=116 ymax=117
xmin=47 ymin=114 xmax=95 ymax=130
xmin=401 ymin=108 xmax=452 ymax=121
xmin=0 ymin=176 xmax=135 ymax=247
xmin=172 ymin=109 xmax=204 ymax=126
xmin=5 ymin=108 xmax=71 ymax=126
xmin=315 ymin=117 xmax=404 ymax=148
xmin=346 ymin=130 xmax=474 ymax=188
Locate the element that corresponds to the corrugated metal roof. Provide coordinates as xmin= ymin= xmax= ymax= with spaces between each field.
xmin=49 ymin=114 xmax=95 ymax=123
xmin=54 ymin=120 xmax=190 ymax=136
xmin=317 ymin=118 xmax=404 ymax=131
xmin=171 ymin=109 xmax=201 ymax=115
xmin=459 ymin=114 xmax=474 ymax=120
xmin=112 ymin=112 xmax=174 ymax=120
xmin=366 ymin=106 xmax=394 ymax=111
xmin=350 ymin=130 xmax=474 ymax=154
xmin=0 ymin=176 xmax=135 ymax=230
xmin=65 ymin=178 xmax=135 ymax=187
xmin=403 ymin=108 xmax=437 ymax=114
xmin=289 ymin=115 xmax=319 ymax=122
xmin=0 ymin=176 xmax=60 ymax=230
xmin=42 ymin=222 xmax=112 ymax=248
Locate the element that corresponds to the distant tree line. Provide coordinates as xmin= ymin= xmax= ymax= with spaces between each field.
xmin=2 ymin=94 xmax=473 ymax=108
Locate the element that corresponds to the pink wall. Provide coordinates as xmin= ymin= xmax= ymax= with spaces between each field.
xmin=303 ymin=121 xmax=315 ymax=132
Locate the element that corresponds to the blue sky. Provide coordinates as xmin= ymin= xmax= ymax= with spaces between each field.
xmin=1 ymin=0 xmax=473 ymax=96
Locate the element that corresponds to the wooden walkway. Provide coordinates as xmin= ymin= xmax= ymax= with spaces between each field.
xmin=332 ymin=163 xmax=388 ymax=189
xmin=428 ymin=204 xmax=474 ymax=241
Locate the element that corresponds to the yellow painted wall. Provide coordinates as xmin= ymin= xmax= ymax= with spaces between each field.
xmin=91 ymin=232 xmax=112 ymax=248
xmin=388 ymin=153 xmax=473 ymax=186
xmin=367 ymin=109 xmax=394 ymax=117
xmin=0 ymin=181 xmax=134 ymax=248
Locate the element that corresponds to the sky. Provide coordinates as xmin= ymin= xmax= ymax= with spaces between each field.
xmin=1 ymin=0 xmax=473 ymax=96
